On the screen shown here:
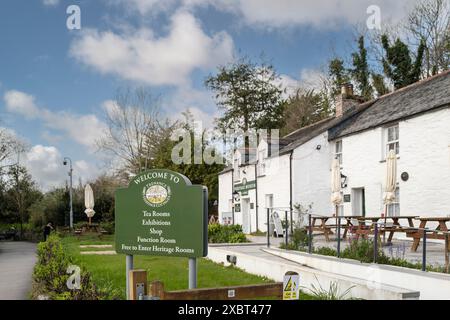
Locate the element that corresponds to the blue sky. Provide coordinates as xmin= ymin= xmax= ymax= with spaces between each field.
xmin=0 ymin=0 xmax=417 ymax=189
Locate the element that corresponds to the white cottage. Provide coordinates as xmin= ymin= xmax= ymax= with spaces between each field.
xmin=218 ymin=70 xmax=450 ymax=233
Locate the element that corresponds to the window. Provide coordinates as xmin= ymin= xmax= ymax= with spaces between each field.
xmin=387 ymin=187 xmax=400 ymax=217
xmin=258 ymin=149 xmax=266 ymax=176
xmin=386 ymin=125 xmax=399 ymax=157
xmin=335 ymin=140 xmax=343 ymax=165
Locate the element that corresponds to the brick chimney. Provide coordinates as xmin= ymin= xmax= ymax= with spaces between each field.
xmin=335 ymin=84 xmax=361 ymax=117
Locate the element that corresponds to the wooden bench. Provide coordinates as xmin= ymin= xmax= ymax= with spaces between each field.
xmin=98 ymin=229 xmax=110 ymax=239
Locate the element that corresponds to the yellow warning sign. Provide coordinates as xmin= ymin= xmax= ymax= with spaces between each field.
xmin=283 ymin=272 xmax=300 ymax=300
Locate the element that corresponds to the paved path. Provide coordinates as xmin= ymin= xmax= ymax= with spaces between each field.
xmin=0 ymin=241 xmax=37 ymax=300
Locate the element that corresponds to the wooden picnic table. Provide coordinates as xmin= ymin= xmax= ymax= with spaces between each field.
xmin=349 ymin=216 xmax=418 ymax=242
xmin=407 ymin=217 xmax=450 ymax=252
xmin=311 ymin=216 xmax=335 ymax=242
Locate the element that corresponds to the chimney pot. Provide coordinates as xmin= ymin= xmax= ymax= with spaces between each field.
xmin=336 ymin=84 xmax=359 ymax=117
xmin=341 ymin=83 xmax=354 ymax=98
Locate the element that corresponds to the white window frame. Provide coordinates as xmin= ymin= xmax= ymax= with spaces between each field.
xmin=335 ymin=140 xmax=343 ymax=166
xmin=385 ymin=125 xmax=399 ymax=158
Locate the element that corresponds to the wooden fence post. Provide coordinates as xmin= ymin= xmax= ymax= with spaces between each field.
xmin=129 ymin=270 xmax=148 ymax=300
xmin=150 ymin=280 xmax=165 ymax=300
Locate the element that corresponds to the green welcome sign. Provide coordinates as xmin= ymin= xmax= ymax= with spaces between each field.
xmin=234 ymin=178 xmax=256 ymax=196
xmin=115 ymin=169 xmax=208 ymax=258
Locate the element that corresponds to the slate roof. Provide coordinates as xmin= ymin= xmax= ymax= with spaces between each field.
xmin=219 ymin=70 xmax=450 ymax=174
xmin=329 ymin=70 xmax=450 ymax=140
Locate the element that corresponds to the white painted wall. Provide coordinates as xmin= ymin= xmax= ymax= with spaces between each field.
xmin=218 ymin=170 xmax=232 ymax=224
xmin=292 ymin=133 xmax=334 ymax=218
xmin=257 ymin=154 xmax=291 ymax=232
xmin=338 ymin=108 xmax=450 ymax=219
xmin=400 ymin=108 xmax=450 ymax=217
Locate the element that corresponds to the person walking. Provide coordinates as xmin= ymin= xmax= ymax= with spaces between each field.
xmin=43 ymin=222 xmax=54 ymax=241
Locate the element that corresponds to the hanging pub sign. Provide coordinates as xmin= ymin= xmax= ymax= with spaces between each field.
xmin=115 ymin=169 xmax=208 ymax=258
xmin=234 ymin=178 xmax=256 ymax=196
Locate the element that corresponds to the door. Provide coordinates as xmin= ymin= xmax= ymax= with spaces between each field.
xmin=265 ymin=195 xmax=274 ymax=234
xmin=242 ymin=199 xmax=251 ymax=234
xmin=352 ymin=188 xmax=366 ymax=217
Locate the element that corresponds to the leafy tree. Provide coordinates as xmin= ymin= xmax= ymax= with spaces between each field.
xmin=1 ymin=166 xmax=42 ymax=228
xmin=151 ymin=111 xmax=224 ymax=208
xmin=29 ymin=188 xmax=67 ymax=228
xmin=281 ymin=89 xmax=333 ymax=136
xmin=351 ymin=36 xmax=373 ymax=101
xmin=381 ymin=35 xmax=426 ymax=89
xmin=328 ymin=58 xmax=351 ymax=100
xmin=205 ymin=57 xmax=286 ymax=132
xmin=371 ymin=73 xmax=390 ymax=97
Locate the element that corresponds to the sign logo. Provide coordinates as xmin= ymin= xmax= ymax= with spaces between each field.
xmin=143 ymin=182 xmax=171 ymax=207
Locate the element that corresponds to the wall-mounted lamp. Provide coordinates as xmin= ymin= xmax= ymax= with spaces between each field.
xmin=233 ymin=190 xmax=240 ymax=203
xmin=340 ymin=174 xmax=348 ymax=189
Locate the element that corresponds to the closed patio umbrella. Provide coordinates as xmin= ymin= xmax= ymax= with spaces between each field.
xmin=382 ymin=150 xmax=397 ymax=243
xmin=383 ymin=150 xmax=397 ymax=215
xmin=84 ymin=184 xmax=95 ymax=225
xmin=331 ymin=157 xmax=343 ymax=211
xmin=331 ymin=158 xmax=343 ymax=249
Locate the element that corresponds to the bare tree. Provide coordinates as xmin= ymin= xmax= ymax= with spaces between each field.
xmin=406 ymin=0 xmax=450 ymax=76
xmin=98 ymin=87 xmax=175 ymax=177
xmin=0 ymin=128 xmax=27 ymax=171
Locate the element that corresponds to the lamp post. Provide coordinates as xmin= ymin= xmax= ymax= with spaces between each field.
xmin=63 ymin=157 xmax=73 ymax=229
xmin=232 ymin=191 xmax=240 ymax=225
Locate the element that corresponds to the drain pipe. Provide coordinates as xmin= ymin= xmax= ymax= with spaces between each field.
xmin=289 ymin=151 xmax=293 ymax=231
xmin=254 ymin=162 xmax=259 ymax=232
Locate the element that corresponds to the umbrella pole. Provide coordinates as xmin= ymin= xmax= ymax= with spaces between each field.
xmin=383 ymin=204 xmax=387 ymax=245
xmin=336 ymin=205 xmax=341 ymax=257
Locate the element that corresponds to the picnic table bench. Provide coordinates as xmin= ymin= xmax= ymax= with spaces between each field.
xmin=351 ymin=216 xmax=418 ymax=242
xmin=407 ymin=217 xmax=450 ymax=252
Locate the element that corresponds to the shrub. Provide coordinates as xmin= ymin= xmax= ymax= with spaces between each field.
xmin=208 ymin=224 xmax=248 ymax=243
xmin=32 ymin=234 xmax=117 ymax=300
xmin=341 ymin=238 xmax=386 ymax=263
xmin=279 ymin=224 xmax=309 ymax=251
xmin=314 ymin=247 xmax=337 ymax=257
xmin=99 ymin=221 xmax=115 ymax=234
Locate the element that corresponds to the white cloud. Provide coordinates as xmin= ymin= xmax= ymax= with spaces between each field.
xmin=276 ymin=74 xmax=299 ymax=98
xmin=3 ymin=90 xmax=106 ymax=151
xmin=111 ymin=0 xmax=419 ymax=30
xmin=42 ymin=0 xmax=59 ymax=6
xmin=4 ymin=90 xmax=40 ymax=119
xmin=109 ymin=0 xmax=177 ymax=15
xmin=202 ymin=0 xmax=418 ymax=29
xmin=70 ymin=11 xmax=234 ymax=86
xmin=24 ymin=145 xmax=98 ymax=191
xmin=299 ymin=69 xmax=327 ymax=92
xmin=165 ymin=85 xmax=218 ymax=129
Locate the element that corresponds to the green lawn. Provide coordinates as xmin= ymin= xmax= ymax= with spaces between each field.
xmin=61 ymin=234 xmax=314 ymax=300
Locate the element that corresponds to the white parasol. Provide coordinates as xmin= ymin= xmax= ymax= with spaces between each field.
xmin=84 ymin=184 xmax=95 ymax=224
